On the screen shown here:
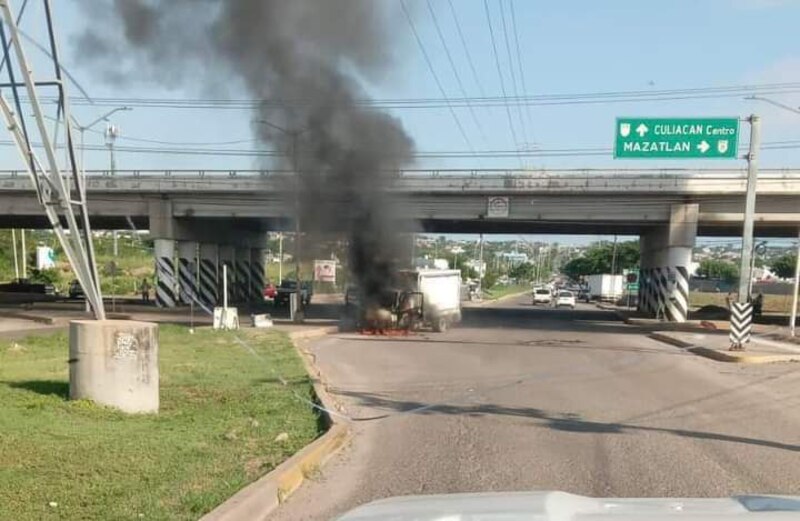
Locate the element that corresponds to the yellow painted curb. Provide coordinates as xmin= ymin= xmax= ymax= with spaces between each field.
xmin=276 ymin=425 xmax=349 ymax=502
xmin=649 ymin=332 xmax=800 ymax=365
xmin=201 ymin=326 xmax=348 ymax=521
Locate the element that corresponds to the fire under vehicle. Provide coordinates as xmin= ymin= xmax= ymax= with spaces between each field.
xmin=342 ymin=269 xmax=462 ymax=333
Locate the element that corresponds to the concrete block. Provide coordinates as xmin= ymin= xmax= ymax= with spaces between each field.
xmin=69 ymin=320 xmax=159 ymax=413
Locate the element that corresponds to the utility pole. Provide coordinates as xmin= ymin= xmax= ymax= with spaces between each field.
xmin=610 ymin=234 xmax=618 ymax=275
xmin=791 ymin=230 xmax=800 ymax=337
xmin=278 ymin=232 xmax=283 ymax=284
xmin=478 ymin=233 xmax=485 ymax=294
xmin=20 ymin=228 xmax=26 ymax=279
xmin=737 ymin=115 xmax=761 ymax=304
xmin=106 ymin=124 xmax=120 ymax=312
xmin=11 ymin=229 xmax=19 ymax=279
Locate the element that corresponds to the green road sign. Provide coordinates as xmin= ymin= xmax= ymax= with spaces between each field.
xmin=628 ymin=283 xmax=639 ymax=292
xmin=614 ymin=117 xmax=739 ymax=159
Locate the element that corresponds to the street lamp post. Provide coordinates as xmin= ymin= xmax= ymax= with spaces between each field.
xmin=70 ymin=106 xmax=132 ymax=173
xmin=255 ymin=119 xmax=310 ymax=321
xmin=746 ymin=95 xmax=800 ymax=333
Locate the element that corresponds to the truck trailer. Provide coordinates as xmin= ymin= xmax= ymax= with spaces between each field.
xmin=586 ymin=274 xmax=624 ymax=302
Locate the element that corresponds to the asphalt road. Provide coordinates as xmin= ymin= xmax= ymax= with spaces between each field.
xmin=271 ymin=295 xmax=800 ymax=521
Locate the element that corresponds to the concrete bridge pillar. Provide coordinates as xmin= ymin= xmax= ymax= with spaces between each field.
xmin=639 ymin=203 xmax=698 ymax=322
xmin=218 ymin=245 xmax=236 ymax=305
xmin=177 ymin=241 xmax=198 ymax=306
xmin=154 ymin=239 xmax=177 ymax=308
xmin=235 ymin=246 xmax=250 ymax=303
xmin=198 ymin=243 xmax=218 ymax=310
xmin=250 ymin=248 xmax=265 ymax=304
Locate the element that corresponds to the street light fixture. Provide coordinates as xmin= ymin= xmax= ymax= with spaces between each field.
xmin=745 ymin=95 xmax=800 ymax=115
xmin=70 ymin=106 xmax=132 ymax=172
xmin=745 ymin=95 xmax=800 ymax=335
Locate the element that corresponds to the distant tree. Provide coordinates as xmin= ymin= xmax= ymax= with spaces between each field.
xmin=453 ymin=257 xmax=478 ymax=280
xmin=697 ymin=259 xmax=739 ymax=283
xmin=771 ymin=253 xmax=797 ymax=280
xmin=561 ymin=241 xmax=639 ymax=280
xmin=562 ymin=257 xmax=594 ymax=280
xmin=482 ymin=270 xmax=498 ymax=289
xmin=508 ymin=262 xmax=535 ymax=281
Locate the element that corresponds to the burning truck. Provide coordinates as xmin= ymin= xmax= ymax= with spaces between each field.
xmin=342 ymin=269 xmax=462 ymax=333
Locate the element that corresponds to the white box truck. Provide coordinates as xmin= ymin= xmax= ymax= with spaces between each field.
xmin=398 ymin=269 xmax=462 ymax=332
xmin=586 ymin=274 xmax=624 ymax=302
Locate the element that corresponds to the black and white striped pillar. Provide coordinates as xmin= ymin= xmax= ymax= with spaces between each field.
xmin=218 ymin=245 xmax=235 ymax=305
xmin=154 ymin=239 xmax=177 ymax=308
xmin=177 ymin=241 xmax=198 ymax=305
xmin=235 ymin=247 xmax=250 ymax=303
xmin=729 ymin=302 xmax=753 ymax=350
xmin=198 ymin=243 xmax=218 ymax=309
xmin=250 ymin=248 xmax=265 ymax=303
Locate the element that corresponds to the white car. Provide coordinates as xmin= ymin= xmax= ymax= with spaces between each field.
xmin=532 ymin=288 xmax=552 ymax=305
xmin=554 ymin=290 xmax=576 ymax=309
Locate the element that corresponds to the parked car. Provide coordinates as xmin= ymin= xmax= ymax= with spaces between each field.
xmin=0 ymin=278 xmax=57 ymax=295
xmin=577 ymin=288 xmax=591 ymax=302
xmin=274 ymin=280 xmax=313 ymax=307
xmin=532 ymin=287 xmax=552 ymax=306
xmin=68 ymin=279 xmax=85 ymax=299
xmin=263 ymin=283 xmax=277 ymax=301
xmin=554 ymin=290 xmax=576 ymax=309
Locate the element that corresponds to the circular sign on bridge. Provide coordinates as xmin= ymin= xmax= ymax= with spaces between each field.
xmin=487 ymin=196 xmax=509 ymax=218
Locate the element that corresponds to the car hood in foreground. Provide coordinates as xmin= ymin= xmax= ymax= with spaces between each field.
xmin=336 ymin=491 xmax=800 ymax=520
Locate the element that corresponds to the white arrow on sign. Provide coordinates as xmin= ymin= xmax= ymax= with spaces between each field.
xmin=635 ymin=123 xmax=649 ymax=137
xmin=697 ymin=140 xmax=710 ymax=153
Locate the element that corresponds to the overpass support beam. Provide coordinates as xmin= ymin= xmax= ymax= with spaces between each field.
xmin=235 ymin=247 xmax=250 ymax=303
xmin=250 ymin=248 xmax=265 ymax=304
xmin=639 ymin=204 xmax=698 ymax=323
xmin=177 ymin=241 xmax=198 ymax=306
xmin=154 ymin=239 xmax=177 ymax=308
xmin=218 ymin=245 xmax=236 ymax=306
xmin=199 ymin=243 xmax=218 ymax=310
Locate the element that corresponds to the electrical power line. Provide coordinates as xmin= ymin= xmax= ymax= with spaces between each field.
xmin=33 ymin=82 xmax=800 ymax=110
xmin=446 ymin=0 xmax=487 ymax=99
xmin=400 ymin=0 xmax=477 ymax=154
xmin=483 ymin=0 xmax=522 ymax=164
xmin=509 ymin=0 xmax=536 ymax=142
xmin=425 ymin=0 xmax=488 ymax=145
xmin=498 ymin=0 xmax=529 ymax=147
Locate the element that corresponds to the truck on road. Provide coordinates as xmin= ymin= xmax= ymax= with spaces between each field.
xmin=398 ymin=269 xmax=462 ymax=332
xmin=586 ymin=274 xmax=624 ymax=302
xmin=342 ymin=269 xmax=462 ymax=333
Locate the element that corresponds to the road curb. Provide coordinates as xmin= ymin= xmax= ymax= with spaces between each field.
xmin=0 ymin=310 xmax=56 ymax=325
xmin=469 ymin=289 xmax=530 ymax=307
xmin=201 ymin=326 xmax=348 ymax=521
xmin=648 ymin=332 xmax=800 ymax=364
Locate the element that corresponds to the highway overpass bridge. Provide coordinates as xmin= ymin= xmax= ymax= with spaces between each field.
xmin=1 ymin=168 xmax=799 ymax=322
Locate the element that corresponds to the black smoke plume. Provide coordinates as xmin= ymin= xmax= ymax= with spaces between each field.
xmin=76 ymin=0 xmax=415 ymax=304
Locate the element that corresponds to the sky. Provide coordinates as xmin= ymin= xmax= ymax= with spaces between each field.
xmin=2 ymin=0 xmax=800 ymax=246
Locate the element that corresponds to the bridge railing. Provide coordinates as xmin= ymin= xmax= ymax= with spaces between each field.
xmin=3 ymin=168 xmax=799 ymax=179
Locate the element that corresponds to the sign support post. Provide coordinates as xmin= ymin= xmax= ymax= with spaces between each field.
xmin=732 ymin=115 xmax=760 ymax=350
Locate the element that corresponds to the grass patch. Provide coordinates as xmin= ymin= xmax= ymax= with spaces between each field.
xmin=690 ymin=291 xmax=795 ymax=314
xmin=0 ymin=325 xmax=321 ymax=521
xmin=485 ymin=284 xmax=530 ymax=300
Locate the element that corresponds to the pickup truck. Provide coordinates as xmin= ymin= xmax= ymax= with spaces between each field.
xmin=274 ymin=280 xmax=312 ymax=307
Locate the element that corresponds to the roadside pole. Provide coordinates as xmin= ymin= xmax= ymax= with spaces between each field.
xmin=731 ymin=115 xmax=760 ymax=350
xmin=790 ymin=229 xmax=800 ymax=337
xmin=737 ymin=115 xmax=761 ymax=303
xmin=478 ymin=233 xmax=484 ymax=296
xmin=11 ymin=229 xmax=19 ymax=279
xmin=278 ymin=233 xmax=283 ymax=284
xmin=20 ymin=228 xmax=26 ymax=278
